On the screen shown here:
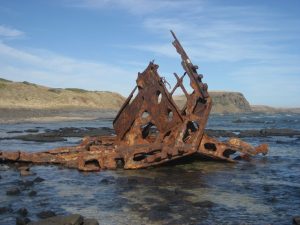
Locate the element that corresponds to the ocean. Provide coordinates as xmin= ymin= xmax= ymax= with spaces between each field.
xmin=0 ymin=113 xmax=299 ymax=225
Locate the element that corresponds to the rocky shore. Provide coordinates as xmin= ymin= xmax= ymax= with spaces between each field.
xmin=0 ymin=108 xmax=118 ymax=124
xmin=1 ymin=163 xmax=99 ymax=225
xmin=1 ymin=126 xmax=299 ymax=143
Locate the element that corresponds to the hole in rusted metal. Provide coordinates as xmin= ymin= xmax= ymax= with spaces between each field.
xmin=223 ymin=149 xmax=236 ymax=158
xmin=115 ymin=158 xmax=125 ymax=168
xmin=141 ymin=122 xmax=153 ymax=138
xmin=163 ymin=130 xmax=171 ymax=138
xmin=133 ymin=153 xmax=146 ymax=161
xmin=192 ymin=121 xmax=199 ymax=130
xmin=133 ymin=149 xmax=161 ymax=161
xmin=156 ymin=90 xmax=162 ymax=104
xmin=173 ymin=88 xmax=187 ymax=110
xmin=142 ymin=111 xmax=149 ymax=119
xmin=141 ymin=122 xmax=159 ymax=143
xmin=84 ymin=159 xmax=101 ymax=170
xmin=167 ymin=109 xmax=173 ymax=121
xmin=204 ymin=143 xmax=217 ymax=151
xmin=183 ymin=121 xmax=199 ymax=143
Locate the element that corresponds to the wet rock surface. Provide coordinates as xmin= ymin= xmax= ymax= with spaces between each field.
xmin=1 ymin=126 xmax=299 ymax=144
xmin=294 ymin=216 xmax=300 ymax=225
xmin=36 ymin=210 xmax=56 ymax=219
xmin=28 ymin=190 xmax=37 ymax=196
xmin=33 ymin=177 xmax=45 ymax=183
xmin=17 ymin=208 xmax=28 ymax=217
xmin=0 ymin=206 xmax=13 ymax=214
xmin=1 ymin=127 xmax=114 ymax=142
xmin=1 ymin=114 xmax=300 ymax=225
xmin=28 ymin=214 xmax=99 ymax=225
xmin=16 ymin=216 xmax=31 ymax=225
xmin=206 ymin=128 xmax=300 ymax=138
xmin=6 ymin=186 xmax=21 ymax=195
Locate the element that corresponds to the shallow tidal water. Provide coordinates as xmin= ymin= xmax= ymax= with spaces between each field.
xmin=0 ymin=114 xmax=300 ymax=225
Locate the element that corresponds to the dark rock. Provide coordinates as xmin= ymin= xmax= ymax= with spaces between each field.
xmin=28 ymin=190 xmax=37 ymax=196
xmin=20 ymin=135 xmax=67 ymax=142
xmin=6 ymin=187 xmax=21 ymax=195
xmin=83 ymin=218 xmax=99 ymax=225
xmin=146 ymin=205 xmax=172 ymax=221
xmin=205 ymin=129 xmax=237 ymax=138
xmin=18 ymin=166 xmax=30 ymax=171
xmin=0 ymin=206 xmax=13 ymax=214
xmin=28 ymin=214 xmax=83 ymax=225
xmin=127 ymin=178 xmax=138 ymax=185
xmin=4 ymin=127 xmax=114 ymax=142
xmin=205 ymin=128 xmax=300 ymax=138
xmin=239 ymin=128 xmax=300 ymax=138
xmin=192 ymin=200 xmax=216 ymax=208
xmin=22 ymin=180 xmax=34 ymax=187
xmin=293 ymin=216 xmax=300 ymax=225
xmin=16 ymin=217 xmax=31 ymax=225
xmin=24 ymin=129 xmax=39 ymax=133
xmin=100 ymin=176 xmax=115 ymax=185
xmin=33 ymin=177 xmax=45 ymax=183
xmin=17 ymin=208 xmax=28 ymax=217
xmin=7 ymin=130 xmax=23 ymax=133
xmin=36 ymin=210 xmax=56 ymax=219
xmin=20 ymin=170 xmax=35 ymax=176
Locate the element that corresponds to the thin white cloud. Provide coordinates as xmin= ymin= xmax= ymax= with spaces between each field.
xmin=0 ymin=25 xmax=24 ymax=38
xmin=0 ymin=41 xmax=136 ymax=95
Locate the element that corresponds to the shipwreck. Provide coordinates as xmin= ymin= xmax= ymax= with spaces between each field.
xmin=0 ymin=31 xmax=268 ymax=171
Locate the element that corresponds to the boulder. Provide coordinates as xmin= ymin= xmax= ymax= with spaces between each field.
xmin=36 ymin=210 xmax=56 ymax=219
xmin=6 ymin=187 xmax=21 ymax=195
xmin=294 ymin=216 xmax=300 ymax=225
xmin=83 ymin=218 xmax=99 ymax=225
xmin=28 ymin=190 xmax=37 ymax=196
xmin=16 ymin=217 xmax=31 ymax=225
xmin=17 ymin=207 xmax=28 ymax=217
xmin=28 ymin=214 xmax=84 ymax=225
xmin=0 ymin=206 xmax=12 ymax=214
xmin=33 ymin=177 xmax=45 ymax=183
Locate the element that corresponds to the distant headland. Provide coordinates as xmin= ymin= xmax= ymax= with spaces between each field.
xmin=0 ymin=78 xmax=299 ymax=123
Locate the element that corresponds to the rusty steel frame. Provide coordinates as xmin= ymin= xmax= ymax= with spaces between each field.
xmin=0 ymin=31 xmax=268 ymax=171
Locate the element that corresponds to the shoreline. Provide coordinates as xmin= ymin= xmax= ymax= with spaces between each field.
xmin=1 ymin=107 xmax=300 ymax=124
xmin=0 ymin=108 xmax=117 ymax=124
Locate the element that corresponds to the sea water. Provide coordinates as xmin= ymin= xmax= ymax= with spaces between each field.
xmin=0 ymin=113 xmax=299 ymax=225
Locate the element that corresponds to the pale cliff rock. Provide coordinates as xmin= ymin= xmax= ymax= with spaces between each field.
xmin=173 ymin=91 xmax=252 ymax=114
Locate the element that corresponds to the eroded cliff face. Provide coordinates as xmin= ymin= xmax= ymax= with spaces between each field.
xmin=173 ymin=91 xmax=252 ymax=114
xmin=209 ymin=91 xmax=252 ymax=114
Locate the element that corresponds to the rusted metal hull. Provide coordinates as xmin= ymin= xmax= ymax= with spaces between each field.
xmin=0 ymin=31 xmax=268 ymax=171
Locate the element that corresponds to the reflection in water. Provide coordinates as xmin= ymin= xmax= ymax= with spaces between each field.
xmin=1 ymin=114 xmax=300 ymax=225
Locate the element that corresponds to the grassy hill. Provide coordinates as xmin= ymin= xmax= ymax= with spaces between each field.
xmin=0 ymin=78 xmax=125 ymax=110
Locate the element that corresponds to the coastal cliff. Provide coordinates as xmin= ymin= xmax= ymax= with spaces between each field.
xmin=0 ymin=78 xmax=124 ymax=110
xmin=1 ymin=78 xmax=298 ymax=123
xmin=0 ymin=78 xmax=252 ymax=114
xmin=0 ymin=78 xmax=125 ymax=122
xmin=173 ymin=91 xmax=252 ymax=114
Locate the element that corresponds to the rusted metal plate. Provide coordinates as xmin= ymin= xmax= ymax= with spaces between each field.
xmin=0 ymin=31 xmax=268 ymax=172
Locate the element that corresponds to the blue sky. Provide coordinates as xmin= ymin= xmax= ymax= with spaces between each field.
xmin=0 ymin=0 xmax=299 ymax=107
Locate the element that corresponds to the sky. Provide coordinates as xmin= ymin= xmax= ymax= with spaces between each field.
xmin=0 ymin=0 xmax=300 ymax=107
